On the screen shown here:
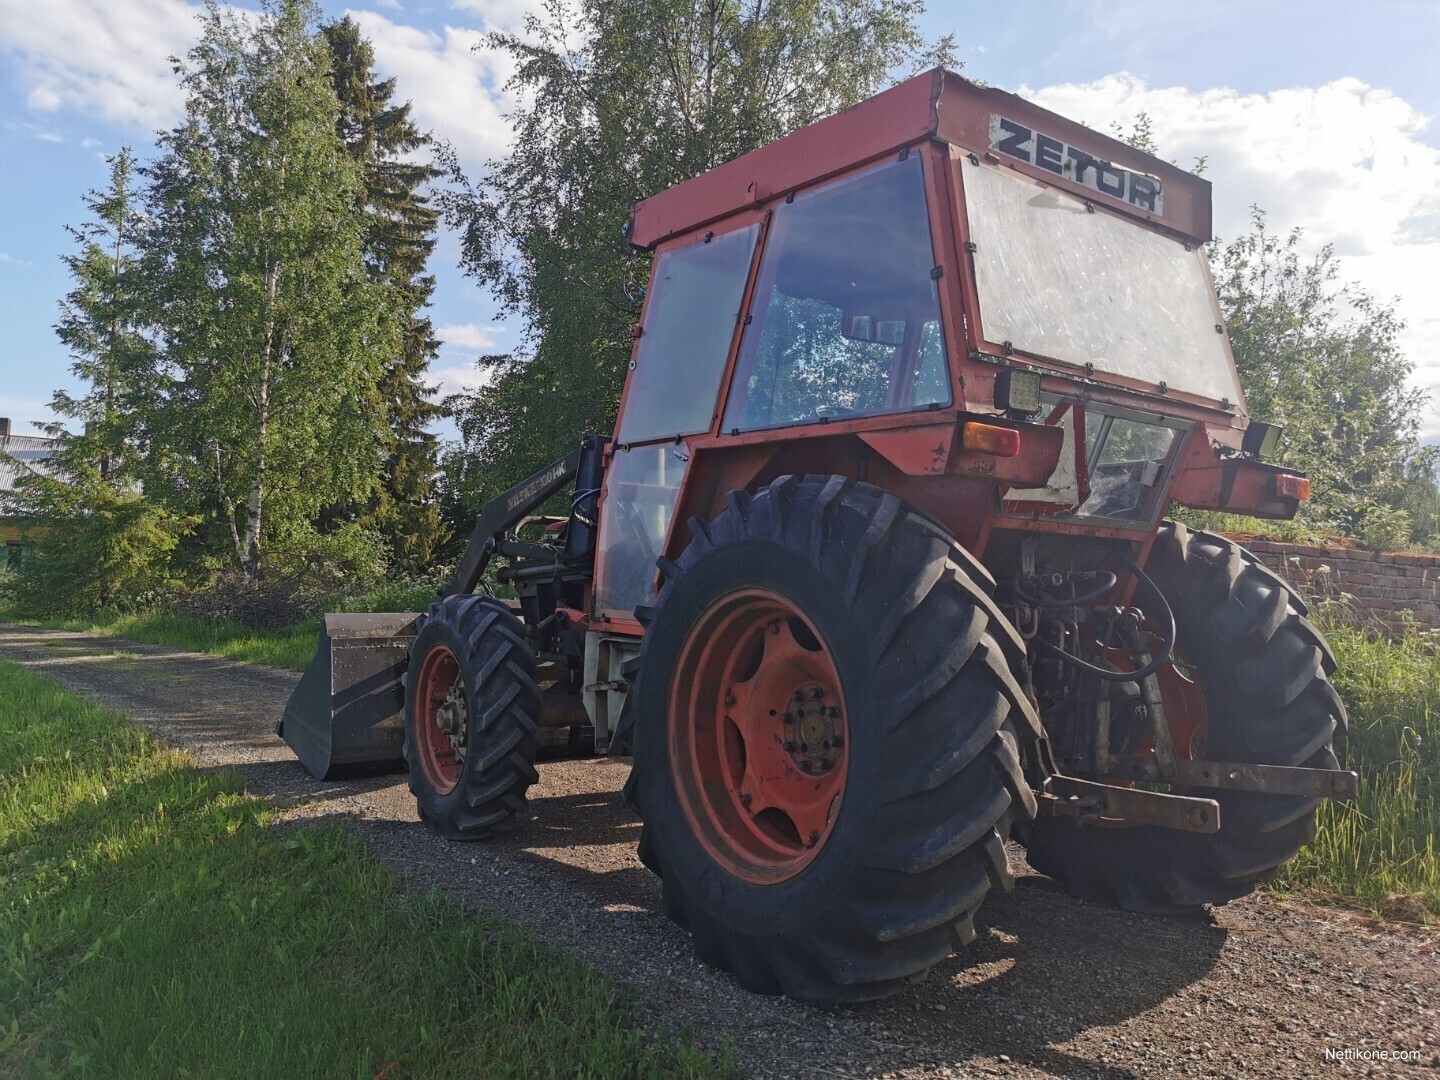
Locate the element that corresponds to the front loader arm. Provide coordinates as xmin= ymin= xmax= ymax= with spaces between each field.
xmin=440 ymin=450 xmax=582 ymax=599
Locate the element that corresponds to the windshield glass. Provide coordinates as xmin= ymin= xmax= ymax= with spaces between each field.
xmin=961 ymin=160 xmax=1241 ymax=405
xmin=724 ymin=156 xmax=951 ymax=431
xmin=619 ymin=224 xmax=759 ymax=443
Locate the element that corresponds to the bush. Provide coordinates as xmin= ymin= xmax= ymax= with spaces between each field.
xmin=5 ymin=491 xmax=187 ymax=617
xmin=1358 ymin=504 xmax=1413 ymax=554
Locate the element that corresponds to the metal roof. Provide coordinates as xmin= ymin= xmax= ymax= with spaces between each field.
xmin=0 ymin=434 xmax=60 ymax=496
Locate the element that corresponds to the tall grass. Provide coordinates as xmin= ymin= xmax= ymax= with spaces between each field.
xmin=0 ymin=659 xmax=720 ymax=1077
xmin=1274 ymin=605 xmax=1440 ymax=921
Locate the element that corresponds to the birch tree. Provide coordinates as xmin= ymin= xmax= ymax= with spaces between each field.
xmin=144 ymin=0 xmax=396 ymax=581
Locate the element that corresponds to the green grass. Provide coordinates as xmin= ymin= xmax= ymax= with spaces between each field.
xmin=0 ymin=660 xmax=721 ymax=1078
xmin=1271 ymin=607 xmax=1440 ymax=922
xmin=0 ymin=582 xmax=439 ymax=672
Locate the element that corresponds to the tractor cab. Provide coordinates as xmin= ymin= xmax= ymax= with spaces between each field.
xmin=597 ymin=68 xmax=1294 ymax=627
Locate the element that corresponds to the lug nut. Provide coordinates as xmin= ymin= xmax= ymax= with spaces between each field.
xmin=806 ymin=831 xmax=821 ymax=847
xmin=767 ymin=622 xmax=780 ymax=635
xmin=831 ymin=734 xmax=844 ymax=749
xmin=739 ymin=792 xmax=752 ymax=807
xmin=725 ymin=691 xmax=736 ymax=707
xmin=783 ymin=740 xmax=797 ymax=752
xmin=810 ymin=687 xmax=825 ymax=700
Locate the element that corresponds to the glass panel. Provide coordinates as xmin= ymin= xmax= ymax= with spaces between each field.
xmin=619 ymin=225 xmax=759 ymax=443
xmin=1078 ymin=417 xmax=1178 ymax=522
xmin=962 ymin=161 xmax=1242 ymax=404
xmin=724 ymin=157 xmax=951 ymax=431
xmin=594 ymin=444 xmax=690 ymax=614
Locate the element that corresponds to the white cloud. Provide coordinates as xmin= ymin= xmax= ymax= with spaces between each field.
xmin=35 ymin=131 xmax=63 ymax=143
xmin=1021 ymin=75 xmax=1440 ymax=440
xmin=449 ymin=0 xmax=547 ymax=30
xmin=348 ymin=10 xmax=521 ymax=171
xmin=0 ymin=0 xmax=201 ymax=129
xmin=373 ymin=0 xmax=402 ymax=8
xmin=435 ymin=322 xmax=503 ymax=350
xmin=428 ymin=362 xmax=497 ymax=399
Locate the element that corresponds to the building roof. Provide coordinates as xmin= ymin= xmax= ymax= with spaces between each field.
xmin=0 ymin=432 xmax=60 ymax=497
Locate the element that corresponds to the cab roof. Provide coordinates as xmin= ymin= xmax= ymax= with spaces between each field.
xmin=628 ymin=68 xmax=1212 ymax=250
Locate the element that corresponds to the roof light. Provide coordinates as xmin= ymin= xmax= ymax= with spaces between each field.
xmin=962 ymin=422 xmax=1021 ymax=457
xmin=994 ymin=369 xmax=1042 ymax=417
xmin=1242 ymin=421 xmax=1283 ymax=459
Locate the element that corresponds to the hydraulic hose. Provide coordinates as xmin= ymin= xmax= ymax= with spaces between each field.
xmin=1012 ymin=570 xmax=1118 ymax=609
xmin=1030 ymin=551 xmax=1176 ymax=684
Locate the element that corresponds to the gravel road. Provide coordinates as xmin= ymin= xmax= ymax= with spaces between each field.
xmin=3 ymin=622 xmax=1436 ymax=1078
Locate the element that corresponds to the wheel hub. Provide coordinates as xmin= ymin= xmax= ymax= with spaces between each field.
xmin=783 ymin=685 xmax=843 ymax=774
xmin=436 ymin=681 xmax=467 ymax=762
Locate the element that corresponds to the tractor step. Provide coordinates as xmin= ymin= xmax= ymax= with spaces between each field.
xmin=278 ymin=613 xmax=421 ymax=779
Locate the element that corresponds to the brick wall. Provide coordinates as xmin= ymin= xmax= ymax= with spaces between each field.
xmin=1238 ymin=539 xmax=1440 ymax=636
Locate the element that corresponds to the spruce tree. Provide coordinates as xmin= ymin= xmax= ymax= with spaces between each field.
xmin=323 ymin=16 xmax=446 ymax=570
xmin=8 ymin=148 xmax=184 ymax=615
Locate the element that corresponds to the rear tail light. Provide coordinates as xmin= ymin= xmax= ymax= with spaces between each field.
xmin=962 ymin=422 xmax=1021 ymax=457
xmin=1275 ymin=474 xmax=1311 ymax=500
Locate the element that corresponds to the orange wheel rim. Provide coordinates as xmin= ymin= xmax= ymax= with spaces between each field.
xmin=415 ymin=643 xmax=464 ymax=795
xmin=668 ymin=588 xmax=848 ymax=885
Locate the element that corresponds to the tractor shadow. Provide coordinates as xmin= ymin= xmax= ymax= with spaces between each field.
xmin=857 ymin=869 xmax=1228 ymax=1078
xmin=249 ymin=752 xmax=1227 ymax=1078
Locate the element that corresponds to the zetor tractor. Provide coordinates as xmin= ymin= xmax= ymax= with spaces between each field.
xmin=280 ymin=69 xmax=1356 ymax=1002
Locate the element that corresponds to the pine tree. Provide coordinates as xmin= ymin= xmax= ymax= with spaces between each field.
xmin=323 ymin=16 xmax=446 ymax=570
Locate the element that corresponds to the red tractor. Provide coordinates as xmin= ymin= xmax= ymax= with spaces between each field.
xmin=281 ymin=69 xmax=1355 ymax=1002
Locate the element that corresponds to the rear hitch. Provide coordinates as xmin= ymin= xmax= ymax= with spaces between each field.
xmin=1040 ymin=775 xmax=1220 ymax=833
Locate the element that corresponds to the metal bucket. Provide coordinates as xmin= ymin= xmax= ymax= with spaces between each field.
xmin=277 ymin=612 xmax=421 ymax=779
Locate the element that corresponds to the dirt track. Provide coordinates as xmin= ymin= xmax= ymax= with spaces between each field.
xmin=3 ymin=622 xmax=1437 ymax=1078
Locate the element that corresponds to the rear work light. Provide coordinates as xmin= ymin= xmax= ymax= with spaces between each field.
xmin=1275 ymin=474 xmax=1311 ymax=501
xmin=962 ymin=422 xmax=1022 ymax=457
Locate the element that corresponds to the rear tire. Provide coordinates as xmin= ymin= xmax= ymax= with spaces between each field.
xmin=625 ymin=476 xmax=1041 ymax=1002
xmin=403 ymin=594 xmax=543 ymax=840
xmin=1023 ymin=522 xmax=1347 ymax=912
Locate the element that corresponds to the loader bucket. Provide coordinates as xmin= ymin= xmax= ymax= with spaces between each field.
xmin=278 ymin=612 xmax=422 ymax=779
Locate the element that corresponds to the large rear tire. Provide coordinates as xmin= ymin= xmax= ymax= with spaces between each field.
xmin=624 ymin=476 xmax=1041 ymax=1002
xmin=403 ymin=595 xmax=543 ymax=840
xmin=1023 ymin=522 xmax=1347 ymax=912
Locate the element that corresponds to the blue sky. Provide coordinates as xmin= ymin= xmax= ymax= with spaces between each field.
xmin=3 ymin=0 xmax=1439 ymax=442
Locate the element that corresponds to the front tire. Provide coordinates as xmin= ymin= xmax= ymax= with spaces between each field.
xmin=625 ymin=476 xmax=1040 ymax=1002
xmin=1023 ymin=522 xmax=1347 ymax=912
xmin=403 ymin=595 xmax=542 ymax=840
